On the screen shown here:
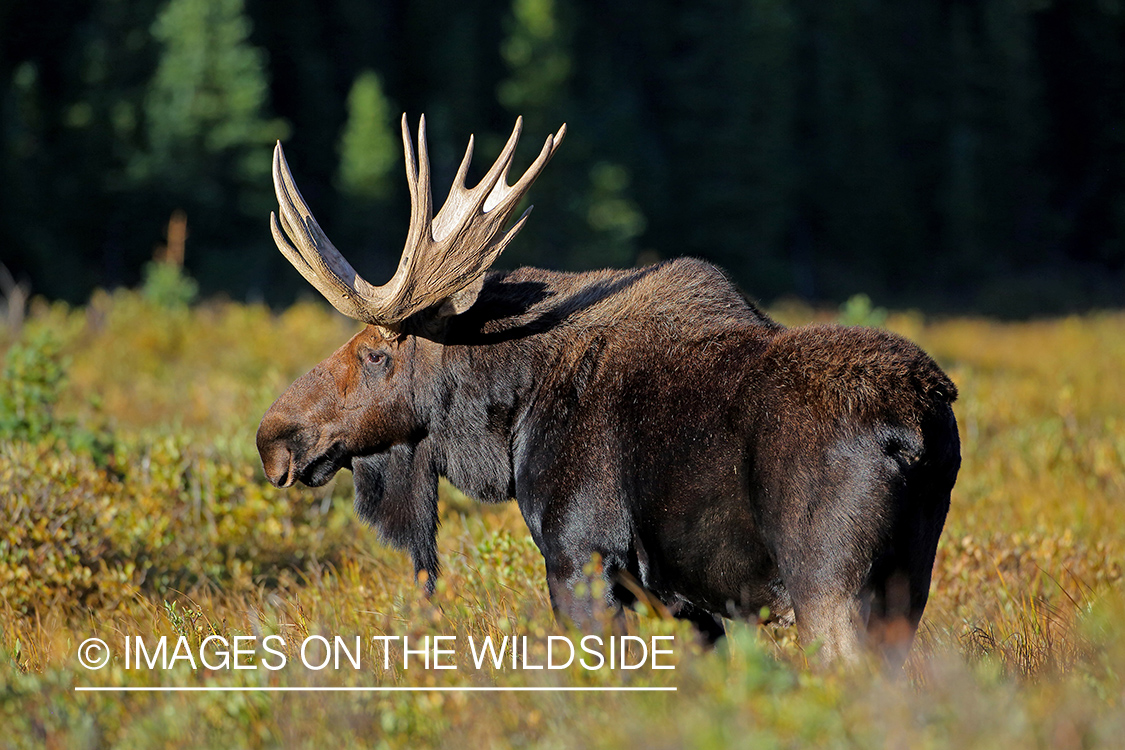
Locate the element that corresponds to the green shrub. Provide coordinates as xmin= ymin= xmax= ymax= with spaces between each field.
xmin=0 ymin=329 xmax=115 ymax=467
xmin=0 ymin=437 xmax=354 ymax=616
xmin=140 ymin=261 xmax=198 ymax=309
xmin=0 ymin=329 xmax=68 ymax=442
xmin=837 ymin=293 xmax=889 ymax=327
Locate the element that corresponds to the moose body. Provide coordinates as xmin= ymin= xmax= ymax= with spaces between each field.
xmin=257 ymin=117 xmax=960 ymax=663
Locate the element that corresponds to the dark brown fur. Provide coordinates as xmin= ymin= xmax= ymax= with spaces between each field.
xmin=258 ymin=258 xmax=960 ymax=664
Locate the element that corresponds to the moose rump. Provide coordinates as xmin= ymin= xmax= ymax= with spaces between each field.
xmin=255 ymin=116 xmax=960 ymax=665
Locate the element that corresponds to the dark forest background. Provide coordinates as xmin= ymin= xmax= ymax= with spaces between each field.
xmin=1 ymin=0 xmax=1123 ymax=316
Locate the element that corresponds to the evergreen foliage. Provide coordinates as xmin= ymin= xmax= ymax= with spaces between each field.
xmin=2 ymin=0 xmax=1123 ymax=314
xmin=498 ymin=0 xmax=572 ymax=118
xmin=141 ymin=261 xmax=199 ymax=309
xmin=337 ymin=70 xmax=397 ymax=201
xmin=136 ymin=0 xmax=288 ymax=211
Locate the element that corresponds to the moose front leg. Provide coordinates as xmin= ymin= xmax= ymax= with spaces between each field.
xmin=527 ymin=491 xmax=634 ymax=633
xmin=541 ymin=546 xmax=629 ymax=634
xmin=541 ymin=540 xmax=726 ymax=644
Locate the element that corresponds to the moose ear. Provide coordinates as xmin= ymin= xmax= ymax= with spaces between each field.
xmin=352 ymin=442 xmax=440 ymax=592
xmin=414 ymin=274 xmax=484 ymax=338
xmin=435 ymin=274 xmax=485 ymax=320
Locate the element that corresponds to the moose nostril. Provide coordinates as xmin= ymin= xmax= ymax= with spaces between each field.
xmin=261 ymin=444 xmax=295 ymax=488
xmin=257 ymin=410 xmax=298 ymax=487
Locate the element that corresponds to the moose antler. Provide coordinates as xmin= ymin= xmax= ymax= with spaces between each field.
xmin=270 ymin=115 xmax=566 ymax=326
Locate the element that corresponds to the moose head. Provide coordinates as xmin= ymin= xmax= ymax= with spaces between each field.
xmin=257 ymin=116 xmax=564 ymax=491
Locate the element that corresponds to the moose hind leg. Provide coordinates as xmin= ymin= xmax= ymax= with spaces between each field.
xmin=865 ymin=418 xmax=958 ymax=666
xmin=771 ymin=434 xmax=916 ymax=665
xmin=776 ymin=538 xmax=870 ymax=665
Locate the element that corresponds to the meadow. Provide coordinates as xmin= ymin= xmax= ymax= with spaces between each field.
xmin=1 ymin=281 xmax=1123 ymax=748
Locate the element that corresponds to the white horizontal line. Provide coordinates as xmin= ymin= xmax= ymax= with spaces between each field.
xmin=74 ymin=686 xmax=676 ymax=693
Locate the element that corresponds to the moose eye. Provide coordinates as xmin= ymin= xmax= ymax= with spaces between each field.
xmin=366 ymin=350 xmax=387 ymax=366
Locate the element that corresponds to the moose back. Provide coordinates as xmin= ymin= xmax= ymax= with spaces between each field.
xmin=256 ymin=116 xmax=960 ymax=664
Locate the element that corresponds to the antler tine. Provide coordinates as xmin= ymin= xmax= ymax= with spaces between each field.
xmin=426 ymin=118 xmax=517 ymax=243
xmin=474 ymin=116 xmax=525 ymax=214
xmin=481 ymin=123 xmax=569 ymax=261
xmin=394 ymin=115 xmax=567 ymax=315
xmin=400 ymin=114 xmax=433 ymax=263
xmin=469 ymin=125 xmax=567 ymax=272
xmin=401 ymin=113 xmax=417 ymax=189
xmin=488 ymin=122 xmax=567 ymax=214
xmin=451 ymin=133 xmax=475 ymax=192
xmin=271 ymin=142 xmax=380 ymax=323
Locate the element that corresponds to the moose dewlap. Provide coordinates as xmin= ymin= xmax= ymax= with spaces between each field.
xmin=256 ymin=115 xmax=961 ymax=666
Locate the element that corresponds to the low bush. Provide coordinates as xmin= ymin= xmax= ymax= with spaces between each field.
xmin=0 ymin=436 xmax=354 ymax=616
xmin=2 ymin=291 xmax=1124 ymax=747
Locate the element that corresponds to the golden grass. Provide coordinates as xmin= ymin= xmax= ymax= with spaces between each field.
xmin=1 ymin=291 xmax=1123 ymax=748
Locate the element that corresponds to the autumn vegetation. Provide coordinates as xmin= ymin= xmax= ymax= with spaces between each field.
xmin=1 ymin=271 xmax=1122 ymax=747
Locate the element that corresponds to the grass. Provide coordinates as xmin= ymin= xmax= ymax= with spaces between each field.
xmin=1 ymin=288 xmax=1123 ymax=748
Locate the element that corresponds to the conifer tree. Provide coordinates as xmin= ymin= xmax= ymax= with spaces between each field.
xmin=337 ymin=70 xmax=396 ymax=202
xmin=498 ymin=0 xmax=571 ymax=133
xmin=332 ymin=69 xmax=399 ymax=281
xmin=136 ymin=0 xmax=287 ymax=217
xmin=498 ymin=0 xmax=643 ymax=270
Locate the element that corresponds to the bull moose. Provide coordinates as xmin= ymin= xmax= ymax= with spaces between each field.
xmin=257 ymin=115 xmax=961 ymax=664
